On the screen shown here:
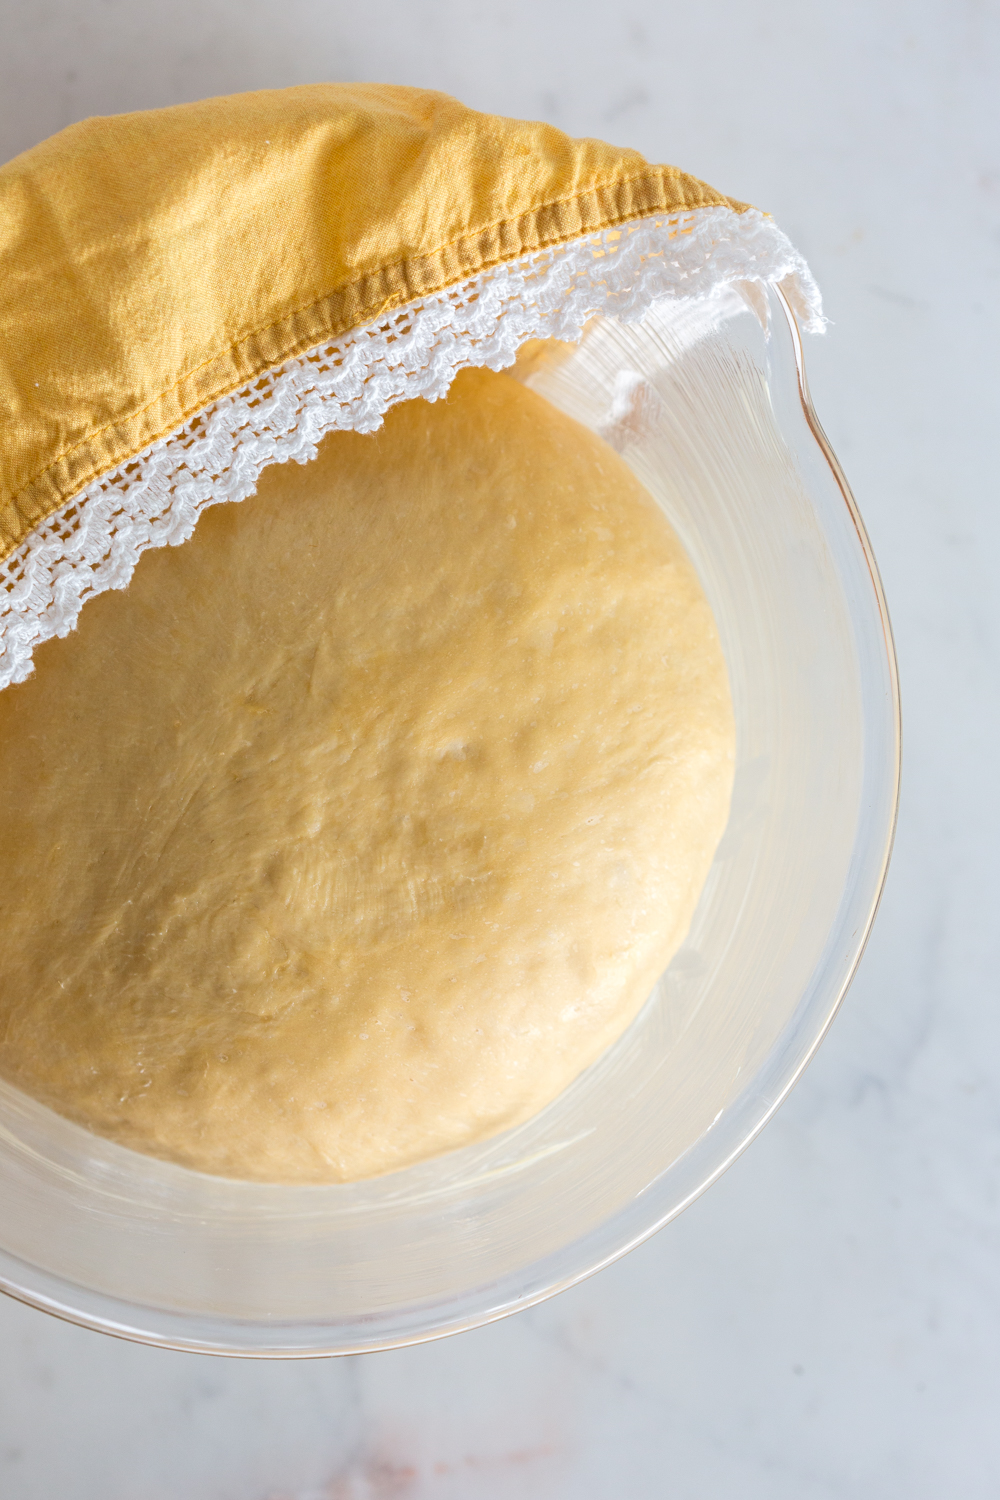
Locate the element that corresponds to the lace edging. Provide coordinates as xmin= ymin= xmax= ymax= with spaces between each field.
xmin=0 ymin=205 xmax=822 ymax=691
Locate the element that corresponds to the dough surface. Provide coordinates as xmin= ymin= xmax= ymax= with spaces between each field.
xmin=0 ymin=367 xmax=734 ymax=1182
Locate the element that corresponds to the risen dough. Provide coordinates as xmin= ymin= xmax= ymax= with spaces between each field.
xmin=0 ymin=367 xmax=734 ymax=1182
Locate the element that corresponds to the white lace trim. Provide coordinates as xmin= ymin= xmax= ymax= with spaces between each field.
xmin=0 ymin=205 xmax=822 ymax=691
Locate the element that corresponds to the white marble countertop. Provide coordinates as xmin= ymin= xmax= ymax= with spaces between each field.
xmin=1 ymin=2 xmax=998 ymax=1495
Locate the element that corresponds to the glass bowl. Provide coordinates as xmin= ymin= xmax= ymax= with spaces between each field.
xmin=0 ymin=284 xmax=899 ymax=1356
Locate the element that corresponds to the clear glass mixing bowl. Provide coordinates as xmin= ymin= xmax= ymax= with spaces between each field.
xmin=0 ymin=284 xmax=899 ymax=1356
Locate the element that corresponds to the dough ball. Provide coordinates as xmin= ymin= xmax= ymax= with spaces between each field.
xmin=0 ymin=367 xmax=734 ymax=1182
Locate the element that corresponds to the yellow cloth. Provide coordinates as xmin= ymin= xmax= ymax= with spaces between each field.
xmin=0 ymin=83 xmax=747 ymax=564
